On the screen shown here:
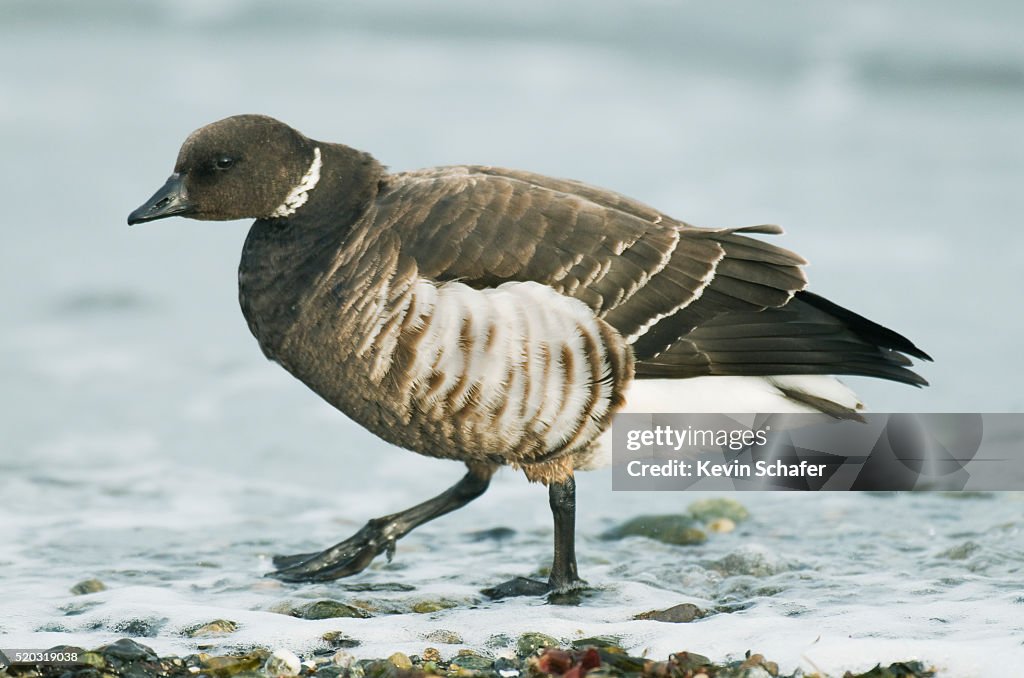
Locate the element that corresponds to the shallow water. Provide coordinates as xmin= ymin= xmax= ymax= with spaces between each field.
xmin=2 ymin=1 xmax=1024 ymax=676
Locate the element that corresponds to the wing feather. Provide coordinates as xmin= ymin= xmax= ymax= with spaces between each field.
xmin=359 ymin=165 xmax=927 ymax=387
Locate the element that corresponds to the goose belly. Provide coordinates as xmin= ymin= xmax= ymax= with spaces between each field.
xmin=361 ymin=279 xmax=631 ymax=465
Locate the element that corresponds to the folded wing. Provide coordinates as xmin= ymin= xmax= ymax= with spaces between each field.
xmin=364 ymin=166 xmax=929 ymax=385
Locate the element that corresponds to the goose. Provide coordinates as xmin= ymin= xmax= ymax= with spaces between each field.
xmin=128 ymin=114 xmax=930 ymax=596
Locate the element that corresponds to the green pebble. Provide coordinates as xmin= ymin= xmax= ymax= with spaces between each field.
xmin=515 ymin=632 xmax=559 ymax=657
xmin=484 ymin=634 xmax=513 ymax=650
xmin=688 ymin=497 xmax=750 ymax=523
xmin=570 ymin=636 xmax=622 ymax=650
xmin=361 ymin=659 xmax=399 ymax=678
xmin=295 ymin=600 xmax=371 ymax=620
xmin=411 ymin=599 xmax=458 ymax=614
xmin=601 ymin=514 xmax=707 ymax=545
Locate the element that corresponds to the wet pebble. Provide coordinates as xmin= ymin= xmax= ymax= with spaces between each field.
xmin=360 ymin=658 xmax=404 ymax=678
xmin=342 ymin=582 xmax=416 ymax=593
xmin=98 ymin=639 xmax=159 ymax=663
xmin=110 ymin=617 xmax=167 ymax=638
xmin=570 ymin=636 xmax=622 ymax=650
xmin=710 ymin=552 xmax=782 ymax=578
xmin=738 ymin=653 xmax=779 ymax=677
xmin=635 ymin=603 xmax=706 ymax=623
xmin=601 ymin=515 xmax=706 ymax=546
xmin=321 ymin=631 xmax=361 ymax=649
xmin=688 ymin=497 xmax=750 ymax=523
xmin=203 ymin=649 xmax=270 ymax=676
xmin=515 ymin=632 xmax=559 ymax=657
xmin=183 ymin=619 xmax=238 ymax=638
xmin=70 ymin=579 xmax=107 ymax=595
xmin=484 ymin=634 xmax=513 ymax=650
xmin=294 ymin=600 xmax=371 ymax=620
xmin=264 ymin=649 xmax=301 ymax=677
xmin=386 ymin=652 xmax=412 ymax=670
xmin=411 ymin=599 xmax=458 ymax=614
xmin=423 ymin=629 xmax=463 ymax=644
xmin=707 ymin=517 xmax=736 ymax=533
xmin=329 ymin=650 xmax=356 ymax=669
xmin=450 ymin=650 xmax=492 ymax=672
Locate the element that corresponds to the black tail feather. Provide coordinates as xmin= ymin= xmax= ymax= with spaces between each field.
xmin=795 ymin=291 xmax=932 ymax=362
xmin=634 ymin=290 xmax=931 ymax=386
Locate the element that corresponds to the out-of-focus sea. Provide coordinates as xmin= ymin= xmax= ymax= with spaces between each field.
xmin=1 ymin=1 xmax=1022 ymax=675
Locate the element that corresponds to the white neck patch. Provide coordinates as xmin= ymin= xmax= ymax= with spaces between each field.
xmin=270 ymin=146 xmax=322 ymax=218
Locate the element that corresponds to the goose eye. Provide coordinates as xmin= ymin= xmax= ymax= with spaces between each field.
xmin=215 ymin=156 xmax=235 ymax=170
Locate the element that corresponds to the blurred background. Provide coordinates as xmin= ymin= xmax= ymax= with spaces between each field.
xmin=2 ymin=1 xmax=1023 ymax=674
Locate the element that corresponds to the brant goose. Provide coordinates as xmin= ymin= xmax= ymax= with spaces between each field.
xmin=129 ymin=115 xmax=930 ymax=595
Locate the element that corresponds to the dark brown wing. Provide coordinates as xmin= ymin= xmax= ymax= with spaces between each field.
xmin=363 ymin=165 xmax=928 ymax=385
xmin=369 ymin=165 xmax=807 ymax=351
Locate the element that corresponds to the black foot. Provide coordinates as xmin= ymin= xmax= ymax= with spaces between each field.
xmin=271 ymin=551 xmax=320 ymax=570
xmin=270 ymin=520 xmax=394 ymax=583
xmin=268 ymin=470 xmax=493 ymax=583
xmin=482 ymin=576 xmax=551 ymax=599
xmin=481 ymin=575 xmax=589 ymax=601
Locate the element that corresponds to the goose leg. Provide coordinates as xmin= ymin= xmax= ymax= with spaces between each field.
xmin=548 ymin=475 xmax=584 ymax=592
xmin=483 ymin=475 xmax=586 ymax=599
xmin=271 ymin=467 xmax=492 ymax=582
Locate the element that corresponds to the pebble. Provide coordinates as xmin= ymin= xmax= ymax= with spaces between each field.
xmin=411 ymin=599 xmax=459 ymax=614
xmin=294 ymin=600 xmax=370 ymax=620
xmin=203 ymin=649 xmax=269 ymax=675
xmin=423 ymin=629 xmax=463 ymax=644
xmin=707 ymin=517 xmax=736 ymax=533
xmin=600 ymin=514 xmax=706 ymax=546
xmin=386 ymin=652 xmax=413 ymax=670
xmin=70 ymin=579 xmax=107 ymax=595
xmin=183 ymin=619 xmax=238 ymax=638
xmin=98 ymin=639 xmax=159 ymax=663
xmin=450 ymin=650 xmax=492 ymax=671
xmin=515 ymin=632 xmax=559 ymax=657
xmin=571 ymin=636 xmax=622 ymax=649
xmin=739 ymin=653 xmax=779 ymax=677
xmin=264 ymin=649 xmax=301 ymax=677
xmin=635 ymin=603 xmax=706 ymax=623
xmin=688 ymin=497 xmax=750 ymax=523
xmin=110 ymin=617 xmax=166 ymax=638
xmin=330 ymin=650 xmax=356 ymax=669
xmin=321 ymin=630 xmax=361 ymax=649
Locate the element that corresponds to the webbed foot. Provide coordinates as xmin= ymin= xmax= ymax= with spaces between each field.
xmin=271 ymin=519 xmax=395 ymax=582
